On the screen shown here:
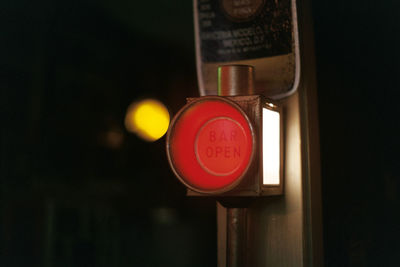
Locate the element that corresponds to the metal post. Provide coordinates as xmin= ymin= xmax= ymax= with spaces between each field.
xmin=217 ymin=65 xmax=254 ymax=267
xmin=226 ymin=208 xmax=247 ymax=267
xmin=218 ymin=65 xmax=255 ymax=96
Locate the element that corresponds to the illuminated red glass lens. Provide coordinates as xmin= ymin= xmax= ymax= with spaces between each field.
xmin=168 ymin=98 xmax=253 ymax=193
xmin=195 ymin=117 xmax=247 ymax=176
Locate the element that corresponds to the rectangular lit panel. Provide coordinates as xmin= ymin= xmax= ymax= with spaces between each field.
xmin=262 ymin=108 xmax=280 ymax=185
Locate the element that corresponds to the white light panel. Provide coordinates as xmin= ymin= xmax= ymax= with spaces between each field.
xmin=262 ymin=107 xmax=280 ymax=185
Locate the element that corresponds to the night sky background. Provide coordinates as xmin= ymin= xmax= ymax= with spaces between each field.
xmin=1 ymin=0 xmax=400 ymax=266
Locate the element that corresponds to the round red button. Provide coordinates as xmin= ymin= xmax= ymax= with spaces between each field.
xmin=195 ymin=117 xmax=248 ymax=176
xmin=166 ymin=97 xmax=254 ymax=194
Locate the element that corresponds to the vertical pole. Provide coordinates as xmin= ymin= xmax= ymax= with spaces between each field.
xmin=226 ymin=208 xmax=247 ymax=267
xmin=217 ymin=65 xmax=254 ymax=267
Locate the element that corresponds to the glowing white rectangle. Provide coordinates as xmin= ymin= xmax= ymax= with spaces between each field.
xmin=262 ymin=108 xmax=280 ymax=185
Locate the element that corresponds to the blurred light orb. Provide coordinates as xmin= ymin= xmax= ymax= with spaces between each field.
xmin=125 ymin=99 xmax=170 ymax=142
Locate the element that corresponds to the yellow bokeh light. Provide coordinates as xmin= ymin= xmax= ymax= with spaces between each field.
xmin=125 ymin=99 xmax=170 ymax=142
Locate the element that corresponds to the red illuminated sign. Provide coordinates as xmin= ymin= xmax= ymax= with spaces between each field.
xmin=167 ymin=97 xmax=254 ymax=194
xmin=195 ymin=117 xmax=248 ymax=176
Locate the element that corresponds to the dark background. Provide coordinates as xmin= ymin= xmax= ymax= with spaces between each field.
xmin=1 ymin=0 xmax=399 ymax=266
